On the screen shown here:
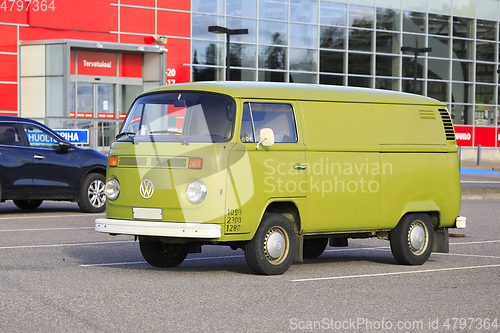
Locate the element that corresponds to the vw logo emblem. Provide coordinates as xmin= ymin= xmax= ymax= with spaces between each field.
xmin=139 ymin=179 xmax=154 ymax=199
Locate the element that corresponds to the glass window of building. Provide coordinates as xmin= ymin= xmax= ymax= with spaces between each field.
xmin=427 ymin=81 xmax=449 ymax=102
xmin=229 ymin=69 xmax=256 ymax=81
xmin=229 ymin=44 xmax=257 ymax=68
xmin=452 ymin=61 xmax=472 ymax=82
xmin=290 ymin=0 xmax=318 ymax=24
xmin=403 ymin=11 xmax=426 ymax=33
xmin=192 ymin=0 xmax=223 ymax=14
xmin=290 ymin=23 xmax=318 ymax=48
xmin=402 ymin=56 xmax=424 ymax=78
xmin=320 ymin=27 xmax=346 ymax=50
xmin=290 ymin=72 xmax=317 ymax=83
xmin=348 ymin=5 xmax=374 ymax=29
xmin=452 ymin=82 xmax=472 ymax=104
xmin=476 ymin=20 xmax=497 ymax=40
xmin=259 ymin=21 xmax=288 ymax=45
xmin=453 ymin=17 xmax=473 ymax=38
xmin=320 ymin=1 xmax=346 ymax=26
xmin=475 ymin=84 xmax=494 ymax=105
xmin=258 ymin=71 xmax=286 ymax=82
xmin=430 ymin=37 xmax=451 ymax=58
xmin=402 ymin=34 xmax=426 ymax=49
xmin=320 ymin=74 xmax=344 ymax=86
xmin=289 ymin=48 xmax=318 ymax=71
xmin=259 ymin=46 xmax=287 ymax=70
xmin=476 ymin=63 xmax=495 ymax=83
xmin=320 ymin=51 xmax=344 ymax=73
xmin=192 ymin=14 xmax=223 ymax=39
xmin=226 ymin=0 xmax=256 ymax=18
xmin=348 ymin=29 xmax=373 ymax=52
xmin=376 ymin=78 xmax=399 ymax=91
xmin=259 ymin=0 xmax=287 ymax=21
xmin=192 ymin=40 xmax=223 ymax=66
xmin=428 ymin=58 xmax=450 ymax=80
xmin=452 ymin=39 xmax=473 ymax=60
xmin=226 ymin=17 xmax=257 ymax=43
xmin=348 ymin=53 xmax=371 ymax=75
xmin=376 ymin=31 xmax=400 ymax=54
xmin=193 ymin=67 xmax=224 ymax=82
xmin=476 ymin=42 xmax=496 ymax=63
xmin=376 ymin=8 xmax=401 ymax=31
xmin=348 ymin=76 xmax=372 ymax=88
xmin=428 ymin=14 xmax=450 ymax=36
xmin=376 ymin=55 xmax=399 ymax=77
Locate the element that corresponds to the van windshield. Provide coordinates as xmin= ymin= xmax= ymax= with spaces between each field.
xmin=119 ymin=92 xmax=236 ymax=143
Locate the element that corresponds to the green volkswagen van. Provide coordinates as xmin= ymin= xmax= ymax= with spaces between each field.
xmin=95 ymin=82 xmax=466 ymax=275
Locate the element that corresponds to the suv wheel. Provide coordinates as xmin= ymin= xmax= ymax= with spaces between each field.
xmin=78 ymin=173 xmax=106 ymax=213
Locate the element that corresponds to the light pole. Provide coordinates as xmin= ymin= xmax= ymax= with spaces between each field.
xmin=208 ymin=25 xmax=248 ymax=81
xmin=401 ymin=46 xmax=432 ymax=94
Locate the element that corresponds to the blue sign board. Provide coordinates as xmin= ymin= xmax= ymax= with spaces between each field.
xmin=54 ymin=129 xmax=89 ymax=145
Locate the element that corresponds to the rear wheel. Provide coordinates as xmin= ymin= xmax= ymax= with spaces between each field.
xmin=78 ymin=173 xmax=106 ymax=213
xmin=13 ymin=199 xmax=43 ymax=210
xmin=244 ymin=213 xmax=297 ymax=275
xmin=303 ymin=238 xmax=328 ymax=258
xmin=139 ymin=240 xmax=189 ymax=267
xmin=390 ymin=213 xmax=434 ymax=265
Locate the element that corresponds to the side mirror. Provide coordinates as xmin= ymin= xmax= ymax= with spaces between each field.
xmin=255 ymin=128 xmax=274 ymax=149
xmin=59 ymin=141 xmax=72 ymax=152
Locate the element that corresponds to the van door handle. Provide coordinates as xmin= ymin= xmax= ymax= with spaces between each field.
xmin=34 ymin=155 xmax=45 ymax=160
xmin=294 ymin=165 xmax=307 ymax=170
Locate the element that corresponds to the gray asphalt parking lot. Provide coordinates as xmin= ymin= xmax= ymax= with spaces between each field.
xmin=0 ymin=199 xmax=498 ymax=332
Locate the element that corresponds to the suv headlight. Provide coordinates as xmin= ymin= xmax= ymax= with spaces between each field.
xmin=105 ymin=178 xmax=120 ymax=200
xmin=186 ymin=181 xmax=207 ymax=204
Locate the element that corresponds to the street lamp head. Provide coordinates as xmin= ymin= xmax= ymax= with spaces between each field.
xmin=208 ymin=26 xmax=229 ymax=34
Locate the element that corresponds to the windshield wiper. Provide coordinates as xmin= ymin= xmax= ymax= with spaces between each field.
xmin=149 ymin=130 xmax=189 ymax=145
xmin=115 ymin=132 xmax=136 ymax=141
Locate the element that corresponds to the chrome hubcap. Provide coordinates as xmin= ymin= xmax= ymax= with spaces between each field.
xmin=264 ymin=226 xmax=289 ymax=265
xmin=88 ymin=179 xmax=106 ymax=208
xmin=408 ymin=221 xmax=428 ymax=255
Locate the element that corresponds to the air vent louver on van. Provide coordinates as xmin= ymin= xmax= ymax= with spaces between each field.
xmin=419 ymin=110 xmax=436 ymax=119
xmin=438 ymin=109 xmax=456 ymax=141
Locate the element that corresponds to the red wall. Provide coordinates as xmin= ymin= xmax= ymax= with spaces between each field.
xmin=0 ymin=0 xmax=191 ymax=116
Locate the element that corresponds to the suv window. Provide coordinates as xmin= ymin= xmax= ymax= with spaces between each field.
xmin=21 ymin=124 xmax=60 ymax=149
xmin=0 ymin=123 xmax=22 ymax=146
xmin=240 ymin=102 xmax=297 ymax=143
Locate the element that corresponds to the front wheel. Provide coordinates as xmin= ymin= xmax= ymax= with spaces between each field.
xmin=139 ymin=240 xmax=189 ymax=267
xmin=390 ymin=213 xmax=434 ymax=265
xmin=13 ymin=199 xmax=43 ymax=210
xmin=78 ymin=173 xmax=106 ymax=213
xmin=244 ymin=213 xmax=297 ymax=275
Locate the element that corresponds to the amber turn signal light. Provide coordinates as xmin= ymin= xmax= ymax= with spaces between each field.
xmin=108 ymin=155 xmax=118 ymax=167
xmin=188 ymin=157 xmax=203 ymax=169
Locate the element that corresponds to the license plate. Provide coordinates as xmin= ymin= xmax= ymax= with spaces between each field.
xmin=132 ymin=207 xmax=163 ymax=220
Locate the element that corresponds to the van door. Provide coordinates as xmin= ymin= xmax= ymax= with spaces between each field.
xmin=226 ymin=101 xmax=306 ymax=235
xmin=300 ymin=101 xmax=381 ymax=232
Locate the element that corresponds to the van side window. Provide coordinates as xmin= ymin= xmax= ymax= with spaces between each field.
xmin=240 ymin=102 xmax=297 ymax=143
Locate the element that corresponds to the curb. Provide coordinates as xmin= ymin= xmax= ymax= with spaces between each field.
xmin=462 ymin=193 xmax=500 ymax=200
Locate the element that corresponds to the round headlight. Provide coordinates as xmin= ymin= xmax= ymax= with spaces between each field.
xmin=186 ymin=181 xmax=207 ymax=204
xmin=105 ymin=178 xmax=120 ymax=200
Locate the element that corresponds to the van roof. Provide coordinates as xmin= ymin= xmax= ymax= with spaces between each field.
xmin=145 ymin=82 xmax=443 ymax=106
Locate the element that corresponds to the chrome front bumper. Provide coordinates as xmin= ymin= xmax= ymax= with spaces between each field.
xmin=95 ymin=218 xmax=222 ymax=238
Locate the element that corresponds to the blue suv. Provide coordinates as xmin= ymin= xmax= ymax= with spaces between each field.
xmin=0 ymin=116 xmax=107 ymax=213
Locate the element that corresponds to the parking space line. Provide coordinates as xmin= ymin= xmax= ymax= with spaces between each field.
xmin=0 ymin=213 xmax=105 ymax=220
xmin=80 ymin=254 xmax=246 ymax=267
xmin=0 ymin=240 xmax=134 ymax=249
xmin=291 ymin=264 xmax=500 ymax=282
xmin=433 ymin=252 xmax=500 ymax=259
xmin=0 ymin=227 xmax=94 ymax=232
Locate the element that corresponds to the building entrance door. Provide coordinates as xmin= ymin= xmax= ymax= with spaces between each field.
xmin=72 ymin=81 xmax=142 ymax=150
